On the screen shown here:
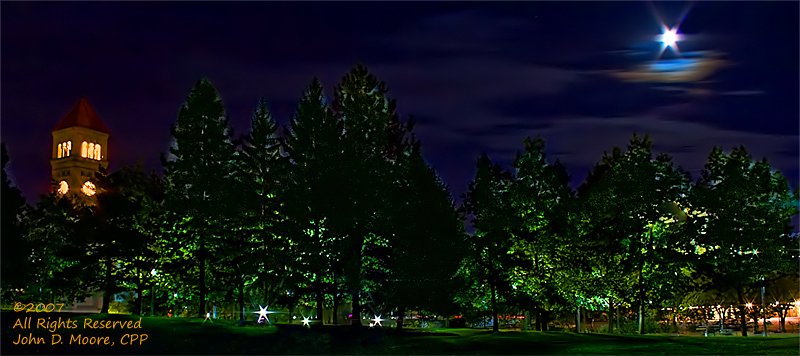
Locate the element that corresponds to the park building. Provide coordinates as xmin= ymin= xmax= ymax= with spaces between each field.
xmin=50 ymin=98 xmax=130 ymax=312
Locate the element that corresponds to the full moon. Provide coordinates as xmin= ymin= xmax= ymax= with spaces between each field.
xmin=659 ymin=28 xmax=679 ymax=48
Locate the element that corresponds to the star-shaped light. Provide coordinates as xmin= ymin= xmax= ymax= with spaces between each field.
xmin=371 ymin=315 xmax=383 ymax=327
xmin=253 ymin=305 xmax=278 ymax=324
xmin=658 ymin=28 xmax=679 ymax=48
xmin=302 ymin=316 xmax=311 ymax=327
xmin=650 ymin=1 xmax=691 ymax=59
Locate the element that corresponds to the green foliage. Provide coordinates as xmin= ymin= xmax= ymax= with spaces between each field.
xmin=331 ymin=64 xmax=414 ymax=323
xmin=386 ymin=146 xmax=466 ymax=318
xmin=506 ymin=137 xmax=573 ymax=314
xmin=1 ymin=143 xmax=31 ymax=298
xmin=566 ymin=134 xmax=693 ymax=332
xmin=685 ymin=145 xmax=798 ymax=335
xmin=12 ymin=64 xmax=798 ymax=332
xmin=162 ymin=78 xmax=238 ymax=317
xmin=459 ymin=153 xmax=516 ymax=331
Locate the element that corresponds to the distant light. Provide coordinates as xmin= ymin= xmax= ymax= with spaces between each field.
xmin=371 ymin=315 xmax=383 ymax=327
xmin=151 ymin=269 xmax=157 ymax=276
xmin=254 ymin=305 xmax=277 ymax=324
xmin=746 ymin=303 xmax=753 ymax=308
xmin=302 ymin=316 xmax=310 ymax=327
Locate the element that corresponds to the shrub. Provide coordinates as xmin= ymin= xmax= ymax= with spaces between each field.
xmin=602 ymin=318 xmax=660 ymax=334
xmin=656 ymin=322 xmax=678 ymax=334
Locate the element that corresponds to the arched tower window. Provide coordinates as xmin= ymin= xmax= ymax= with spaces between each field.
xmin=57 ymin=141 xmax=72 ymax=158
xmin=80 ymin=141 xmax=101 ymax=160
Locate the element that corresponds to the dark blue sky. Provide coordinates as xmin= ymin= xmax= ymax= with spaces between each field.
xmin=2 ymin=2 xmax=798 ymax=228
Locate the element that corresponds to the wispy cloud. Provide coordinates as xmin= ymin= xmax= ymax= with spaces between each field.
xmin=720 ymin=90 xmax=766 ymax=96
xmin=424 ymin=109 xmax=797 ymax=191
xmin=610 ymin=55 xmax=730 ymax=84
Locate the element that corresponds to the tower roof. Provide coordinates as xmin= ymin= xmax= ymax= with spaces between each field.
xmin=52 ymin=98 xmax=110 ymax=134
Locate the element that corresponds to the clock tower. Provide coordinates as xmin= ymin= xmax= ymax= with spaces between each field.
xmin=51 ymin=98 xmax=110 ymax=201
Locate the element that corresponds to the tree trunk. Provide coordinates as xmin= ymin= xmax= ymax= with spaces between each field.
xmin=491 ymin=282 xmax=499 ymax=332
xmin=671 ymin=309 xmax=677 ymax=330
xmin=268 ymin=273 xmax=269 ymax=306
xmin=136 ymin=274 xmax=143 ymax=316
xmin=532 ymin=306 xmax=540 ymax=331
xmin=576 ymin=307 xmax=581 ymax=333
xmin=541 ymin=309 xmax=549 ymax=331
xmin=198 ymin=247 xmax=206 ymax=318
xmin=316 ymin=283 xmax=325 ymax=323
xmin=239 ymin=278 xmax=245 ymax=322
xmin=333 ymin=293 xmax=340 ymax=325
xmin=638 ymin=300 xmax=644 ymax=334
xmin=753 ymin=313 xmax=760 ymax=334
xmin=396 ymin=305 xmax=406 ymax=331
xmin=780 ymin=310 xmax=786 ymax=333
xmin=523 ymin=310 xmax=529 ymax=331
xmin=101 ymin=255 xmax=112 ymax=314
xmin=639 ymin=228 xmax=650 ymax=335
xmin=608 ymin=301 xmax=614 ymax=334
xmin=351 ymin=289 xmax=362 ymax=326
xmin=737 ymin=289 xmax=748 ymax=337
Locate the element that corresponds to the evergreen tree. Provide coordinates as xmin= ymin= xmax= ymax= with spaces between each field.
xmin=386 ymin=145 xmax=466 ymax=330
xmin=460 ymin=153 xmax=515 ymax=332
xmin=232 ymin=97 xmax=287 ymax=320
xmin=332 ymin=64 xmax=411 ymax=325
xmin=161 ymin=78 xmax=237 ymax=317
xmin=284 ymin=78 xmax=347 ymax=322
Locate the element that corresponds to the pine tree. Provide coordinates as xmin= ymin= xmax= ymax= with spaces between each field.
xmin=161 ymin=78 xmax=236 ymax=317
xmin=387 ymin=145 xmax=466 ymax=330
xmin=233 ymin=98 xmax=286 ymax=320
xmin=332 ymin=64 xmax=411 ymax=326
xmin=284 ymin=78 xmax=347 ymax=322
xmin=460 ymin=153 xmax=515 ymax=332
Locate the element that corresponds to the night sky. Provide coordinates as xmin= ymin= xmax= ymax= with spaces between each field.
xmin=2 ymin=2 xmax=798 ymax=229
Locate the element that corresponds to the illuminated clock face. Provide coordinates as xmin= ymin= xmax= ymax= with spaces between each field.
xmin=82 ymin=181 xmax=96 ymax=196
xmin=57 ymin=181 xmax=69 ymax=195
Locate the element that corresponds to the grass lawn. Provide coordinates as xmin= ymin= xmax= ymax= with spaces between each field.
xmin=2 ymin=311 xmax=798 ymax=355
